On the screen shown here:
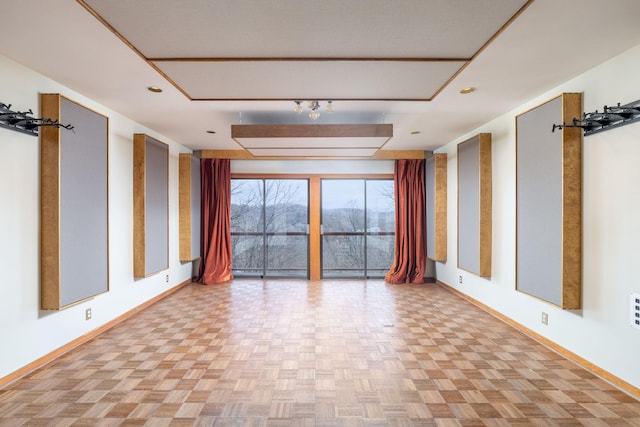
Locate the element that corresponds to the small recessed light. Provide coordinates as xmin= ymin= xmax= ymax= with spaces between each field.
xmin=410 ymin=131 xmax=421 ymax=135
xmin=206 ymin=130 xmax=216 ymax=134
xmin=147 ymin=86 xmax=163 ymax=93
xmin=459 ymin=87 xmax=476 ymax=94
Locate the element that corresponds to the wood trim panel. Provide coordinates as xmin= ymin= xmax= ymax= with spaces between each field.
xmin=178 ymin=153 xmax=192 ymax=262
xmin=479 ymin=133 xmax=492 ymax=277
xmin=132 ymin=134 xmax=147 ymax=277
xmin=198 ymin=149 xmax=425 ymax=160
xmin=561 ymin=93 xmax=583 ymax=309
xmin=232 ymin=124 xmax=392 ymax=138
xmin=371 ymin=150 xmax=424 ymax=160
xmin=199 ymin=149 xmax=254 ymax=159
xmin=309 ymin=177 xmax=321 ymax=280
xmin=438 ymin=280 xmax=640 ymax=400
xmin=0 ymin=280 xmax=192 ymax=389
xmin=40 ymin=94 xmax=62 ymax=309
xmin=434 ymin=153 xmax=448 ymax=262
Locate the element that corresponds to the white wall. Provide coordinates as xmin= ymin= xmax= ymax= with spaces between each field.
xmin=435 ymin=44 xmax=640 ymax=389
xmin=0 ymin=55 xmax=193 ymax=380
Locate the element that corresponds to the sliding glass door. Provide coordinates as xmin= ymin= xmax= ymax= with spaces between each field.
xmin=231 ymin=179 xmax=309 ymax=278
xmin=321 ymin=179 xmax=395 ymax=278
xmin=365 ymin=180 xmax=396 ymax=277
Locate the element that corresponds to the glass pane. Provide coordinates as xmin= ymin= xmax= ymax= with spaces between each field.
xmin=322 ymin=235 xmax=364 ymax=277
xmin=265 ymin=179 xmax=308 ymax=233
xmin=266 ymin=235 xmax=308 ymax=277
xmin=231 ymin=179 xmax=264 ymax=233
xmin=231 ymin=178 xmax=309 ymax=278
xmin=366 ymin=235 xmax=395 ymax=277
xmin=322 ymin=180 xmax=365 ymax=232
xmin=366 ymin=180 xmax=395 ymax=233
xmin=232 ymin=234 xmax=263 ymax=276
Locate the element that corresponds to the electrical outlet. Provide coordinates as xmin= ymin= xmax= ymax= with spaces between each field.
xmin=631 ymin=293 xmax=640 ymax=330
xmin=541 ymin=312 xmax=548 ymax=325
xmin=165 ymin=274 xmax=169 ymax=283
xmin=85 ymin=308 xmax=92 ymax=321
xmin=458 ymin=275 xmax=463 ymax=284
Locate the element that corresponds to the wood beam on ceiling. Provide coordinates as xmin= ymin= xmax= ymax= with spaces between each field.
xmin=198 ymin=149 xmax=425 ymax=160
xmin=231 ymin=124 xmax=393 ymax=139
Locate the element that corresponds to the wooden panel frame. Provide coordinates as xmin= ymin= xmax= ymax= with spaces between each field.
xmin=309 ymin=177 xmax=321 ymax=281
xmin=40 ymin=94 xmax=109 ymax=309
xmin=457 ymin=133 xmax=492 ymax=277
xmin=178 ymin=153 xmax=202 ymax=262
xmin=178 ymin=153 xmax=201 ymax=262
xmin=426 ymin=153 xmax=447 ymax=262
xmin=516 ymin=93 xmax=582 ymax=309
xmin=178 ymin=154 xmax=191 ymax=261
xmin=133 ymin=134 xmax=169 ymax=278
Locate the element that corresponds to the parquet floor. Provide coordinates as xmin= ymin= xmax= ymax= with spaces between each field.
xmin=1 ymin=280 xmax=639 ymax=426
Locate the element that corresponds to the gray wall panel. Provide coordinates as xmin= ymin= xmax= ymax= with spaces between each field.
xmin=458 ymin=137 xmax=480 ymax=274
xmin=516 ymin=97 xmax=563 ymax=305
xmin=144 ymin=138 xmax=169 ymax=274
xmin=59 ymin=98 xmax=109 ymax=307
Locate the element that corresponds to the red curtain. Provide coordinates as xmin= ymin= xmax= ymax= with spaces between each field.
xmin=385 ymin=159 xmax=426 ymax=284
xmin=199 ymin=158 xmax=234 ymax=285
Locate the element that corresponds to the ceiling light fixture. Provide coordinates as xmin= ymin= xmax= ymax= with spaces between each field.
xmin=293 ymin=100 xmax=334 ymax=120
xmin=326 ymin=101 xmax=334 ymax=113
xmin=147 ymin=86 xmax=163 ymax=93
xmin=459 ymin=87 xmax=475 ymax=94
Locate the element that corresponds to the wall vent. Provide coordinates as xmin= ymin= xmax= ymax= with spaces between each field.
xmin=631 ymin=293 xmax=640 ymax=330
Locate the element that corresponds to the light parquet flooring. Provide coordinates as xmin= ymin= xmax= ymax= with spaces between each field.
xmin=1 ymin=280 xmax=639 ymax=426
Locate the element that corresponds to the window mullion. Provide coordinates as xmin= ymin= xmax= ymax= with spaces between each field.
xmin=262 ymin=179 xmax=267 ymax=278
xmin=363 ymin=179 xmax=368 ymax=278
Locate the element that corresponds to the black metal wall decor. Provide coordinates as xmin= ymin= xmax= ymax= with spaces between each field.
xmin=0 ymin=101 xmax=74 ymax=136
xmin=552 ymin=98 xmax=640 ymax=136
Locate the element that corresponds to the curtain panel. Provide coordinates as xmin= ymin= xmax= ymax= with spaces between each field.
xmin=385 ymin=159 xmax=426 ymax=284
xmin=199 ymin=158 xmax=234 ymax=285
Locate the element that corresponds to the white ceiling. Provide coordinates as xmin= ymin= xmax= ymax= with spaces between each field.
xmin=1 ymin=0 xmax=640 ymax=155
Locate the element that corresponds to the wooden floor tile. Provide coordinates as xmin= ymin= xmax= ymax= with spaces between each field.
xmin=0 ymin=280 xmax=638 ymax=426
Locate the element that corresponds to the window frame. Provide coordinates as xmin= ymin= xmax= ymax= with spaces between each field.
xmin=231 ymin=173 xmax=393 ymax=280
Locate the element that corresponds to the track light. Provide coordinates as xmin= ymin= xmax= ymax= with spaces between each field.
xmin=293 ymin=100 xmax=334 ymax=120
